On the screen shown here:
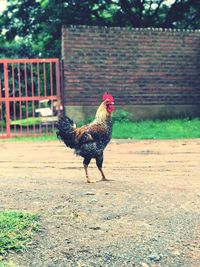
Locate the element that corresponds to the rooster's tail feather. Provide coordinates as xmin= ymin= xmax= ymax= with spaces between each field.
xmin=56 ymin=116 xmax=77 ymax=149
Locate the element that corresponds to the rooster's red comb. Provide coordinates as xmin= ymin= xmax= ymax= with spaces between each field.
xmin=102 ymin=92 xmax=114 ymax=102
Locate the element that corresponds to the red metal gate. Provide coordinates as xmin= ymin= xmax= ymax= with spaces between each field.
xmin=0 ymin=58 xmax=63 ymax=138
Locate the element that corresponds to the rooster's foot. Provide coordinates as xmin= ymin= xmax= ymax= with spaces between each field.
xmin=101 ymin=177 xmax=109 ymax=182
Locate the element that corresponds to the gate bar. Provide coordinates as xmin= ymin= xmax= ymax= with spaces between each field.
xmin=18 ymin=63 xmax=23 ymax=134
xmin=0 ymin=80 xmax=4 ymax=136
xmin=30 ymin=62 xmax=36 ymax=133
xmin=0 ymin=58 xmax=59 ymax=64
xmin=11 ymin=63 xmax=17 ymax=135
xmin=3 ymin=62 xmax=11 ymax=137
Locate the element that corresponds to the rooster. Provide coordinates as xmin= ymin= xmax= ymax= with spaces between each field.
xmin=56 ymin=93 xmax=114 ymax=183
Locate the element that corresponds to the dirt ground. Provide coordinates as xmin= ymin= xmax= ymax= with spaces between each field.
xmin=0 ymin=139 xmax=200 ymax=267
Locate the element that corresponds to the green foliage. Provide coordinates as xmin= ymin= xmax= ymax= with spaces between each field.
xmin=112 ymin=109 xmax=130 ymax=123
xmin=77 ymin=109 xmax=131 ymax=126
xmin=0 ymin=210 xmax=39 ymax=255
xmin=0 ymin=39 xmax=34 ymax=58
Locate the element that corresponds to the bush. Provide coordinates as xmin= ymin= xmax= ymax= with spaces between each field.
xmin=112 ymin=109 xmax=130 ymax=123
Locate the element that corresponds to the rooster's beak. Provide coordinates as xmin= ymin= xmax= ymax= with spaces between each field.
xmin=110 ymin=102 xmax=114 ymax=105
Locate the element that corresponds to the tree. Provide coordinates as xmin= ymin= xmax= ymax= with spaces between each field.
xmin=112 ymin=0 xmax=200 ymax=28
xmin=0 ymin=0 xmax=199 ymax=58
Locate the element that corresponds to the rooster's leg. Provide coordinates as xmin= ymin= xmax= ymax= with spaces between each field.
xmin=83 ymin=157 xmax=91 ymax=183
xmin=96 ymin=155 xmax=108 ymax=181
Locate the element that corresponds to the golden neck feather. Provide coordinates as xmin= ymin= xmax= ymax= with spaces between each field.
xmin=94 ymin=102 xmax=111 ymax=126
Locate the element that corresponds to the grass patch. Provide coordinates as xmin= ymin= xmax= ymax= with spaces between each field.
xmin=0 ymin=210 xmax=39 ymax=255
xmin=2 ymin=135 xmax=57 ymax=142
xmin=113 ymin=118 xmax=200 ymax=139
xmin=1 ymin=118 xmax=200 ymax=141
xmin=10 ymin=117 xmax=57 ymax=127
xmin=0 ymin=261 xmax=19 ymax=267
xmin=10 ymin=118 xmax=41 ymax=127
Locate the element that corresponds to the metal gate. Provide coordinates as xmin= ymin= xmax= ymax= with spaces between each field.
xmin=0 ymin=58 xmax=63 ymax=138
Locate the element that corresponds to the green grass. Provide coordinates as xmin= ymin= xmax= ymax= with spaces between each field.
xmin=10 ymin=117 xmax=57 ymax=126
xmin=1 ymin=118 xmax=200 ymax=141
xmin=10 ymin=118 xmax=41 ymax=126
xmin=0 ymin=210 xmax=39 ymax=255
xmin=0 ymin=261 xmax=19 ymax=267
xmin=3 ymin=135 xmax=57 ymax=142
xmin=112 ymin=118 xmax=200 ymax=139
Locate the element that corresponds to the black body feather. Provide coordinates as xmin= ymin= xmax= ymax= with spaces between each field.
xmin=56 ymin=117 xmax=77 ymax=149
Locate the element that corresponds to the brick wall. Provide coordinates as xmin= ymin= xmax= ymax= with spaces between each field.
xmin=62 ymin=25 xmax=200 ymax=116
